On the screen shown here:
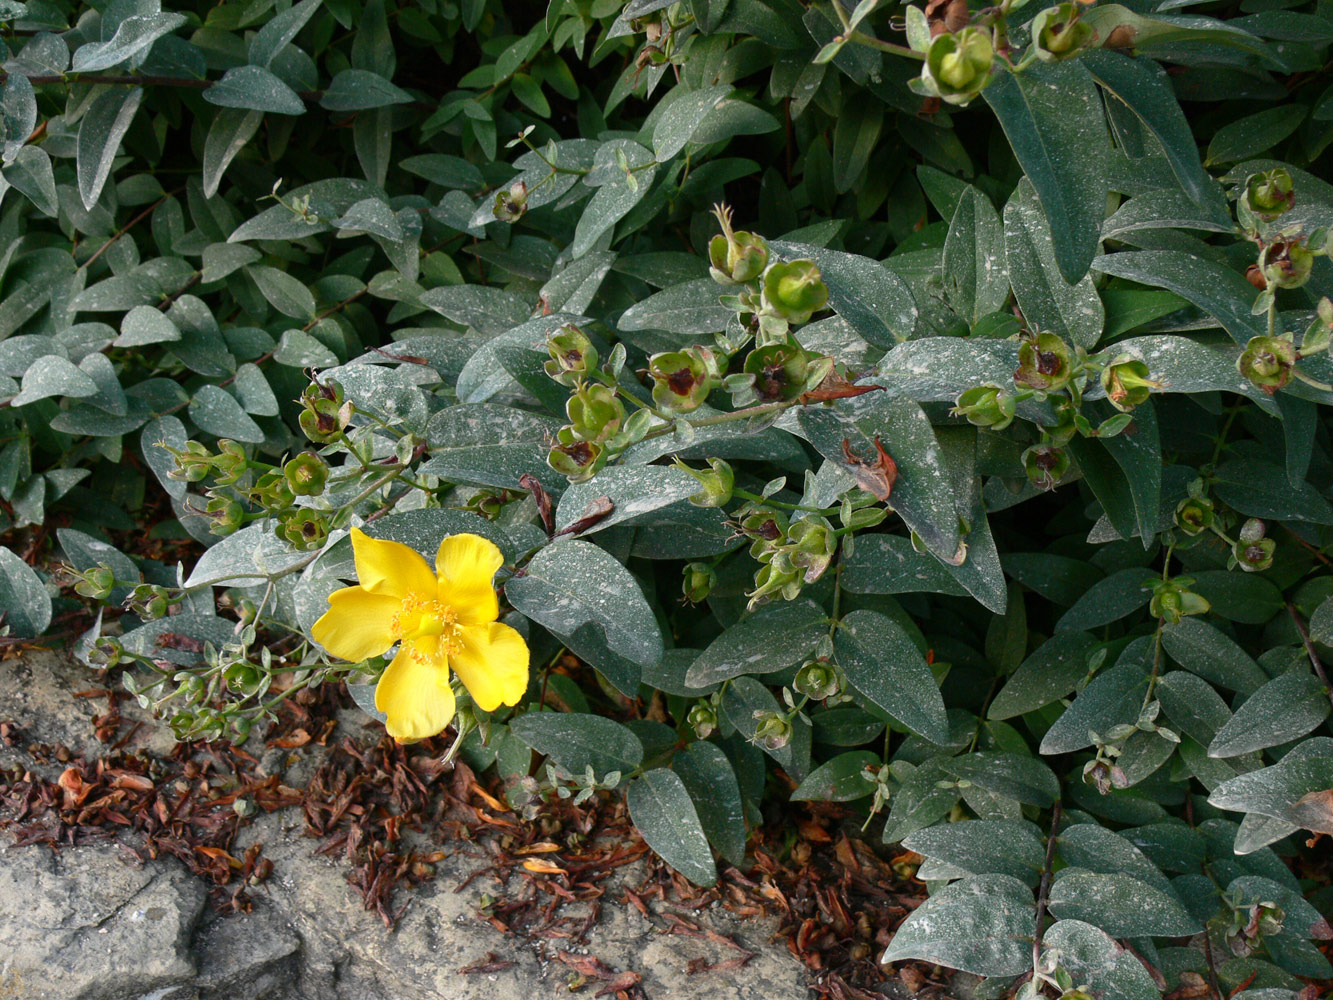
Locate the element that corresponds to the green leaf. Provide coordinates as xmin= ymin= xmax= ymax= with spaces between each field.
xmin=1057 ymin=823 xmax=1174 ymax=894
xmin=651 ymin=84 xmax=731 ymax=161
xmin=1210 ymin=749 xmax=1333 ymax=834
xmin=943 ymin=752 xmax=1060 ymax=808
xmin=571 ymin=140 xmax=656 ymax=259
xmin=1002 ymin=178 xmax=1109 ymax=349
xmin=944 ymin=187 xmax=1009 ymax=326
xmin=799 ymin=395 xmax=961 ymax=562
xmin=5 ymin=145 xmax=58 ymax=217
xmin=421 ymin=403 xmax=562 ymax=492
xmin=249 ymin=0 xmax=322 ymax=67
xmin=768 ymin=240 xmax=917 ymax=348
xmin=984 ymin=60 xmax=1109 ymax=284
xmin=618 ymin=278 xmax=730 ymax=336
xmin=1158 ymin=671 xmax=1244 ymax=747
xmin=720 ymin=675 xmax=812 ymax=780
xmin=1213 ymin=459 xmax=1333 ymax=523
xmin=274 ymin=328 xmax=339 ymax=368
xmin=203 ymin=108 xmax=264 ymax=198
xmin=0 ymin=545 xmax=51 ymax=637
xmin=627 ymin=768 xmax=717 ymax=886
xmin=1091 ymin=251 xmax=1264 ymax=346
xmin=673 ymin=741 xmax=746 ymax=866
xmin=10 ymin=354 xmax=98 ymax=407
xmin=248 ymin=265 xmax=317 ymax=320
xmin=791 ymin=750 xmax=878 ymax=802
xmin=832 ymin=101 xmax=883 ymax=195
xmin=183 ymin=523 xmax=313 ymax=589
xmin=686 ymin=599 xmax=828 ymax=687
xmin=1049 ymin=870 xmax=1200 ymax=936
xmin=1041 ymin=920 xmax=1163 ymax=1000
xmin=1206 ymin=106 xmax=1307 ymax=166
xmin=882 ymin=759 xmax=961 ymax=844
xmin=204 ymin=65 xmax=305 ymax=116
xmin=554 ymin=465 xmax=700 ymax=535
xmin=1208 ymin=671 xmax=1331 ymax=758
xmin=72 ymin=12 xmax=187 ymax=72
xmin=880 ymin=874 xmax=1036 ymax=976
xmin=1190 ymin=571 xmax=1283 ymax=625
xmin=320 ymin=69 xmax=415 ymax=111
xmin=834 ymin=608 xmax=950 ymax=745
xmin=77 ymin=87 xmax=143 ymax=210
xmin=840 ymin=533 xmax=969 ymax=599
xmin=506 ymin=538 xmax=663 ymax=669
xmin=904 ymin=819 xmax=1046 ymax=886
xmin=188 ymin=385 xmax=264 ymax=444
xmin=1055 ymin=567 xmax=1152 ymax=632
xmin=1161 ymin=617 xmax=1267 ymax=695
xmin=509 ymin=711 xmax=644 ymax=778
xmin=419 ymin=284 xmax=532 ymax=336
xmin=1040 ymin=656 xmax=1151 ymax=755
xmin=1083 ymin=50 xmax=1223 ymax=212
xmin=989 ymin=631 xmax=1100 ymax=721
xmin=1002 ymin=552 xmax=1105 ymax=608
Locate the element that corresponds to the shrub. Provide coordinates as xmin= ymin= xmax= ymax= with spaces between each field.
xmin=2 ymin=0 xmax=1332 ymax=994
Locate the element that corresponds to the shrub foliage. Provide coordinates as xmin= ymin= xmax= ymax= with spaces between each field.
xmin=2 ymin=0 xmax=1333 ymax=994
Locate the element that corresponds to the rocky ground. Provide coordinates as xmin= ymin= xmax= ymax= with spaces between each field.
xmin=0 ymin=650 xmax=852 ymax=1000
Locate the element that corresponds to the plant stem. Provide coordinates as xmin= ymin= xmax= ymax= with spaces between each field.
xmin=640 ymin=399 xmax=792 ymax=441
xmin=847 ymin=29 xmax=926 ymax=59
xmin=1031 ymin=800 xmax=1063 ymax=986
xmin=732 ymin=488 xmax=839 ymax=515
xmin=1286 ymin=603 xmax=1333 ymax=710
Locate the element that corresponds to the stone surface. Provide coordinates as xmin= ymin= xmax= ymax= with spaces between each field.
xmin=0 ymin=651 xmax=812 ymax=1000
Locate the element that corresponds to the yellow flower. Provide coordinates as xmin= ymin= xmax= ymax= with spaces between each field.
xmin=312 ymin=527 xmax=529 ymax=742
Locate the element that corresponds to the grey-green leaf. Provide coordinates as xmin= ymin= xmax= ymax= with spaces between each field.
xmin=1049 ymin=870 xmax=1200 ymax=936
xmin=880 ymin=874 xmax=1036 ymax=977
xmin=204 ymin=65 xmax=306 ymax=116
xmin=0 ymin=545 xmax=52 ymax=637
xmin=686 ymin=599 xmax=828 ymax=687
xmin=77 ymin=87 xmax=144 ymax=210
xmin=834 ymin=608 xmax=950 ymax=745
xmin=509 ymin=711 xmax=644 ymax=778
xmin=505 ymin=539 xmax=663 ymax=669
xmin=1208 ymin=671 xmax=1331 ymax=758
xmin=627 ymin=768 xmax=718 ymax=886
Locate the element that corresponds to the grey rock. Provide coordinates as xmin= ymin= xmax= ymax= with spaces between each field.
xmin=1 ymin=651 xmax=812 ymax=1000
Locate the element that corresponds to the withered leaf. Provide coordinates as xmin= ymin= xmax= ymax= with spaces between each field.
xmin=1291 ymin=786 xmax=1333 ymax=835
xmin=554 ymin=496 xmax=614 ymax=537
xmin=799 ymin=371 xmax=885 ymax=405
xmin=520 ymin=473 xmax=554 ymax=536
xmin=840 ymin=436 xmax=898 ymax=501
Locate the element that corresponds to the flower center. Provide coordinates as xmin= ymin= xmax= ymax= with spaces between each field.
xmin=391 ymin=596 xmax=463 ymax=662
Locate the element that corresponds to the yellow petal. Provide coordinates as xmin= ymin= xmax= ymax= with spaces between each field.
xmin=350 ymin=526 xmax=436 ymax=598
xmin=311 ymin=586 xmax=399 ymax=662
xmin=435 ymin=532 xmax=503 ymax=625
xmin=452 ymin=621 xmax=530 ymax=712
xmin=374 ymin=640 xmax=456 ymax=742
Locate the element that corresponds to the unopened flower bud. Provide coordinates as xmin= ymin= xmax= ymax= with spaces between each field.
xmin=1237 ymin=335 xmax=1297 ymax=394
xmin=1015 ymin=332 xmax=1074 ymax=393
xmin=744 ymin=343 xmax=813 ymax=402
xmin=1149 ymin=578 xmax=1210 ymax=624
xmin=544 ymin=325 xmax=597 ymax=385
xmin=167 ymin=440 xmax=213 ymax=482
xmin=740 ymin=508 xmax=788 ymax=556
xmin=494 ymin=180 xmax=528 ymax=223
xmin=1022 ymin=443 xmax=1069 ymax=491
xmin=793 ymin=659 xmax=840 ymax=701
xmin=205 ymin=496 xmax=246 ymax=536
xmin=566 ymin=383 xmax=625 ymax=444
xmin=299 ymin=379 xmax=351 ymax=444
xmin=547 ymin=430 xmax=606 ymax=482
xmin=709 ymin=204 xmax=769 ymax=285
xmin=284 ymin=452 xmax=328 ymax=496
xmin=787 ymin=517 xmax=836 ymax=584
xmin=752 ymin=710 xmax=793 ymax=751
xmin=1260 ymin=240 xmax=1314 ymax=290
xmin=952 ymin=384 xmax=1015 ymax=430
xmin=675 ymin=457 xmax=734 ymax=508
xmin=1174 ymin=497 xmax=1214 ymax=535
xmin=747 ymin=558 xmax=802 ymax=609
xmin=74 ymin=565 xmax=117 ymax=601
xmin=682 ymin=562 xmax=717 ymax=603
xmin=761 ymin=260 xmax=828 ymax=324
xmin=922 ymin=27 xmax=994 ymax=105
xmin=1244 ymin=169 xmax=1295 ymax=222
xmin=1032 ymin=3 xmax=1094 ymax=60
xmin=277 ymin=509 xmax=329 ymax=551
xmin=650 ymin=347 xmax=724 ymax=413
xmin=1100 ymin=355 xmax=1161 ymax=412
xmin=687 ymin=702 xmax=717 ymax=739
xmin=252 ymin=471 xmax=295 ymax=510
xmin=1234 ymin=538 xmax=1275 ymax=572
